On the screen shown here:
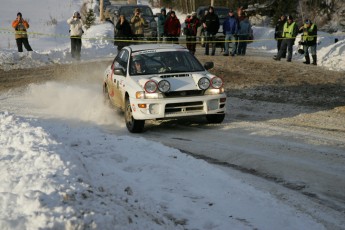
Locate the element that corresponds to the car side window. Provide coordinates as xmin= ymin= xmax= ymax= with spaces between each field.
xmin=113 ymin=50 xmax=129 ymax=73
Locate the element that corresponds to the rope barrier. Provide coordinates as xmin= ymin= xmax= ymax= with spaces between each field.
xmin=1 ymin=27 xmax=344 ymax=45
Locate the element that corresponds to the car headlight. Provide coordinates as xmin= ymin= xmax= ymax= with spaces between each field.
xmin=210 ymin=76 xmax=223 ymax=89
xmin=158 ymin=80 xmax=170 ymax=93
xmin=198 ymin=77 xmax=210 ymax=90
xmin=144 ymin=80 xmax=158 ymax=93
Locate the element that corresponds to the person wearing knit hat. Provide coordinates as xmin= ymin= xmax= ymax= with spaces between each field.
xmin=164 ymin=10 xmax=181 ymax=44
xmin=298 ymin=18 xmax=318 ymax=65
xmin=274 ymin=14 xmax=298 ymax=62
xmin=185 ymin=11 xmax=200 ymax=55
xmin=158 ymin=7 xmax=167 ymax=42
xmin=274 ymin=14 xmax=287 ymax=59
xmin=201 ymin=6 xmax=220 ymax=55
xmin=67 ymin=11 xmax=84 ymax=60
xmin=11 ymin=12 xmax=33 ymax=52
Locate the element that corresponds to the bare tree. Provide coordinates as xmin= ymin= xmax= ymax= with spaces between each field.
xmin=100 ymin=0 xmax=104 ymax=21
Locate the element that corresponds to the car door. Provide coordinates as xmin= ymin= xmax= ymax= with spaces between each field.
xmin=112 ymin=49 xmax=129 ymax=108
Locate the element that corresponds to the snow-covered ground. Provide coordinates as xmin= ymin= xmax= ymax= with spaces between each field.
xmin=0 ymin=1 xmax=344 ymax=229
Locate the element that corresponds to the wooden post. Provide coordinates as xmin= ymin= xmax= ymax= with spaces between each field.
xmin=100 ymin=0 xmax=104 ymax=21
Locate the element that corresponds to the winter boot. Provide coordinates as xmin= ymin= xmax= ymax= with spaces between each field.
xmin=303 ymin=55 xmax=310 ymax=64
xmin=312 ymin=55 xmax=317 ymax=65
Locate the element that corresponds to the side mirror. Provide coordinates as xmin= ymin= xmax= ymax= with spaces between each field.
xmin=114 ymin=68 xmax=125 ymax=76
xmin=156 ymin=13 xmax=161 ymax=17
xmin=204 ymin=62 xmax=214 ymax=70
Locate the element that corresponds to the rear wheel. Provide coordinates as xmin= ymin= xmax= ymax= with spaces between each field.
xmin=206 ymin=114 xmax=225 ymax=123
xmin=125 ymin=97 xmax=145 ymax=133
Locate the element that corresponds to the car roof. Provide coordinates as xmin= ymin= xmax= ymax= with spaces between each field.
xmin=127 ymin=44 xmax=187 ymax=52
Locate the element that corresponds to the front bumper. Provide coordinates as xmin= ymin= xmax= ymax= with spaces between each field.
xmin=129 ymin=94 xmax=227 ymax=120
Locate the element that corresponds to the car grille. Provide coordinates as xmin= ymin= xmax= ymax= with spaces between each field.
xmin=164 ymin=90 xmax=204 ymax=98
xmin=165 ymin=101 xmax=204 ymax=115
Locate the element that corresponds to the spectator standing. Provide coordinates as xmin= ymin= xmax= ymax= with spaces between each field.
xmin=235 ymin=8 xmax=246 ymax=54
xmin=237 ymin=16 xmax=251 ymax=55
xmin=273 ymin=15 xmax=298 ymax=62
xmin=114 ymin=15 xmax=132 ymax=52
xmin=202 ymin=6 xmax=220 ymax=56
xmin=130 ymin=8 xmax=147 ymax=42
xmin=274 ymin=14 xmax=287 ymax=58
xmin=222 ymin=9 xmax=239 ymax=56
xmin=67 ymin=11 xmax=84 ymax=60
xmin=299 ymin=19 xmax=318 ymax=65
xmin=164 ymin=11 xmax=181 ymax=44
xmin=184 ymin=12 xmax=200 ymax=55
xmin=167 ymin=7 xmax=173 ymax=18
xmin=237 ymin=6 xmax=246 ymax=21
xmin=158 ymin=8 xmax=167 ymax=42
xmin=12 ymin=12 xmax=33 ymax=52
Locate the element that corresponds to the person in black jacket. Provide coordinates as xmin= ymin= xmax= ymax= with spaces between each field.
xmin=274 ymin=15 xmax=298 ymax=62
xmin=202 ymin=6 xmax=220 ymax=55
xmin=299 ymin=19 xmax=318 ymax=65
xmin=274 ymin=14 xmax=287 ymax=58
xmin=114 ymin=15 xmax=132 ymax=52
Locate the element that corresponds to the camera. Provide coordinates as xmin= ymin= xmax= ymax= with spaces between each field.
xmin=298 ymin=41 xmax=306 ymax=45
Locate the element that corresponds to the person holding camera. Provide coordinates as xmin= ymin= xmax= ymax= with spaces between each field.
xmin=184 ymin=12 xmax=200 ymax=55
xmin=12 ymin=12 xmax=33 ymax=52
xmin=131 ymin=8 xmax=147 ymax=42
xmin=67 ymin=11 xmax=84 ymax=60
xmin=299 ymin=19 xmax=318 ymax=65
xmin=115 ymin=15 xmax=132 ymax=52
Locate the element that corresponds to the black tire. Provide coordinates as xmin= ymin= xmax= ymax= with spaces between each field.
xmin=206 ymin=114 xmax=225 ymax=123
xmin=125 ymin=97 xmax=145 ymax=133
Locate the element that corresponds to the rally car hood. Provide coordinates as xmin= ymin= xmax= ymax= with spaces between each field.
xmin=138 ymin=73 xmax=210 ymax=91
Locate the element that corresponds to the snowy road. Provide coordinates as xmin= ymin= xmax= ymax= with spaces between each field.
xmin=143 ymin=102 xmax=345 ymax=212
xmin=1 ymin=61 xmax=345 ymax=229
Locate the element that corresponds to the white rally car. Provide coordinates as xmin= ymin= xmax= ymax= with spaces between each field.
xmin=103 ymin=44 xmax=226 ymax=133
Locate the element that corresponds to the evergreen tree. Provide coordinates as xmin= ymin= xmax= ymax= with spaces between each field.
xmin=85 ymin=9 xmax=96 ymax=30
xmin=272 ymin=0 xmax=298 ymax=26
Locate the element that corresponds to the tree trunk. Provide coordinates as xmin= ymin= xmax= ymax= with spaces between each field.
xmin=100 ymin=0 xmax=104 ymax=21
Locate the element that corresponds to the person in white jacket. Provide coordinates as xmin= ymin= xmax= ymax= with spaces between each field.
xmin=67 ymin=11 xmax=84 ymax=60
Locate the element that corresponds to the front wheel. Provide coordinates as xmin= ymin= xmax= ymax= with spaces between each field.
xmin=125 ymin=98 xmax=145 ymax=133
xmin=206 ymin=114 xmax=225 ymax=123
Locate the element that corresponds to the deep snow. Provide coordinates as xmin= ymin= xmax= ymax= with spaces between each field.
xmin=0 ymin=0 xmax=344 ymax=229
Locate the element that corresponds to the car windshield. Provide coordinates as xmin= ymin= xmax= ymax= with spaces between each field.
xmin=129 ymin=50 xmax=205 ymax=75
xmin=119 ymin=6 xmax=153 ymax=17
